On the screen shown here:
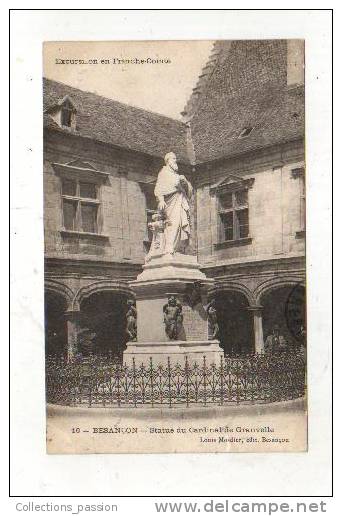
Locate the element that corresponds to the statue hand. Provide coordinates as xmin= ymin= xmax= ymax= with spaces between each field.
xmin=158 ymin=200 xmax=166 ymax=211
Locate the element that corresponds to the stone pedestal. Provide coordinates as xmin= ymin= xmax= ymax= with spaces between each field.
xmin=123 ymin=253 xmax=223 ymax=365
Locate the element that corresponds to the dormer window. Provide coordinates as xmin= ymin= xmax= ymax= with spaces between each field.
xmin=61 ymin=104 xmax=73 ymax=127
xmin=45 ymin=95 xmax=77 ymax=130
xmin=239 ymin=127 xmax=254 ymax=138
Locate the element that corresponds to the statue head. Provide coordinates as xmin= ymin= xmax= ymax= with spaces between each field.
xmin=273 ymin=324 xmax=280 ymax=336
xmin=164 ymin=152 xmax=178 ymax=171
xmin=168 ymin=295 xmax=177 ymax=306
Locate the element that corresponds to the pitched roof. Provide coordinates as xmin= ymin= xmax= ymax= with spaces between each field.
xmin=189 ymin=84 xmax=304 ymax=164
xmin=43 ymin=40 xmax=305 ymax=168
xmin=43 ymin=78 xmax=189 ymax=163
xmin=183 ymin=40 xmax=305 ymax=164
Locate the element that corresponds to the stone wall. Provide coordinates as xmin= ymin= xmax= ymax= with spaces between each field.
xmin=195 ymin=141 xmax=305 ymax=265
xmin=44 ymin=131 xmax=192 ymax=264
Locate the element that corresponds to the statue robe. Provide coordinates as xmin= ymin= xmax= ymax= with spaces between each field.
xmin=154 ymin=165 xmax=192 ymax=254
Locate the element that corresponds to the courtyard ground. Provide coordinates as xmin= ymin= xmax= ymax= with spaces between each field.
xmin=46 ymin=398 xmax=307 ymax=454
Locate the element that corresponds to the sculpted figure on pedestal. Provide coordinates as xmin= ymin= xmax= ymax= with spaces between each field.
xmin=126 ymin=299 xmax=137 ymax=342
xmin=163 ymin=295 xmax=183 ymax=340
xmin=77 ymin=328 xmax=96 ymax=357
xmin=145 ymin=213 xmax=168 ymax=262
xmin=154 ymin=152 xmax=193 ymax=256
xmin=207 ymin=299 xmax=220 ymax=340
xmin=185 ymin=281 xmax=202 ymax=308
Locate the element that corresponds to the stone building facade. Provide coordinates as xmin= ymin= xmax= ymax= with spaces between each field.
xmin=44 ymin=39 xmax=305 ymax=359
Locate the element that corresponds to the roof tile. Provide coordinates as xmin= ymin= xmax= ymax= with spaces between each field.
xmin=43 ymin=78 xmax=189 ymax=163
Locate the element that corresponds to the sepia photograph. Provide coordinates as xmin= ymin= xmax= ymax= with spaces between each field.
xmin=43 ymin=39 xmax=307 ymax=454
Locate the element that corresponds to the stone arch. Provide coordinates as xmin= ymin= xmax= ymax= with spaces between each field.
xmin=209 ymin=281 xmax=255 ymax=355
xmin=210 ymin=281 xmax=256 ymax=307
xmin=255 ymin=276 xmax=306 ymax=348
xmin=74 ymin=280 xmax=134 ymax=309
xmin=254 ymin=275 xmax=305 ymax=306
xmin=45 ymin=279 xmax=75 ymax=310
xmin=45 ymin=281 xmax=73 ymax=356
xmin=75 ymin=280 xmax=134 ymax=359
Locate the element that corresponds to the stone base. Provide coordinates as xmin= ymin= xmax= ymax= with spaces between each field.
xmin=125 ymin=252 xmax=223 ymax=366
xmin=123 ymin=340 xmax=223 ymax=366
xmin=135 ymin=252 xmax=208 ymax=283
xmin=130 ymin=253 xmax=214 ymax=343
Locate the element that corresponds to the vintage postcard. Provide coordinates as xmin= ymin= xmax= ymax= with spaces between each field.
xmin=43 ymin=39 xmax=307 ymax=454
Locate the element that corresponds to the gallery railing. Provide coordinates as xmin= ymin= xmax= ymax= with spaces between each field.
xmin=46 ymin=351 xmax=306 ymax=407
xmin=46 ymin=351 xmax=306 ymax=408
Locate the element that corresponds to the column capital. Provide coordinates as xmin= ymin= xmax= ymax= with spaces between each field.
xmin=246 ymin=305 xmax=263 ymax=312
xmin=64 ymin=309 xmax=80 ymax=318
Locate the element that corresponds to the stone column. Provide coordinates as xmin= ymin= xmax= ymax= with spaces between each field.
xmin=64 ymin=310 xmax=80 ymax=362
xmin=247 ymin=305 xmax=264 ymax=354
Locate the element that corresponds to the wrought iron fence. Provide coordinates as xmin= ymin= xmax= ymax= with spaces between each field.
xmin=46 ymin=352 xmax=306 ymax=408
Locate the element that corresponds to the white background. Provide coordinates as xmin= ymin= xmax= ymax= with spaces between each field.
xmin=7 ymin=5 xmax=333 ymax=508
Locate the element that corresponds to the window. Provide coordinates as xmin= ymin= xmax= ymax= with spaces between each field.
xmin=80 ymin=182 xmax=97 ymax=199
xmin=61 ymin=106 xmax=73 ymax=127
xmin=63 ymin=200 xmax=77 ymax=231
xmin=141 ymin=183 xmax=157 ymax=251
xmin=218 ymin=189 xmax=250 ymax=242
xmin=299 ymin=177 xmax=305 ymax=232
xmin=291 ymin=167 xmax=305 ymax=237
xmin=145 ymin=210 xmax=154 ymax=246
xmin=81 ymin=204 xmax=98 ymax=233
xmin=62 ymin=179 xmax=76 ymax=197
xmin=239 ymin=127 xmax=253 ymax=138
xmin=46 ymin=96 xmax=77 ymax=130
xmin=221 ymin=211 xmax=233 ymax=241
xmin=61 ymin=178 xmax=100 ymax=234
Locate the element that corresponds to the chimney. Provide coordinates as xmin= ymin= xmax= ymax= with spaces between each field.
xmin=287 ymin=40 xmax=304 ymax=86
